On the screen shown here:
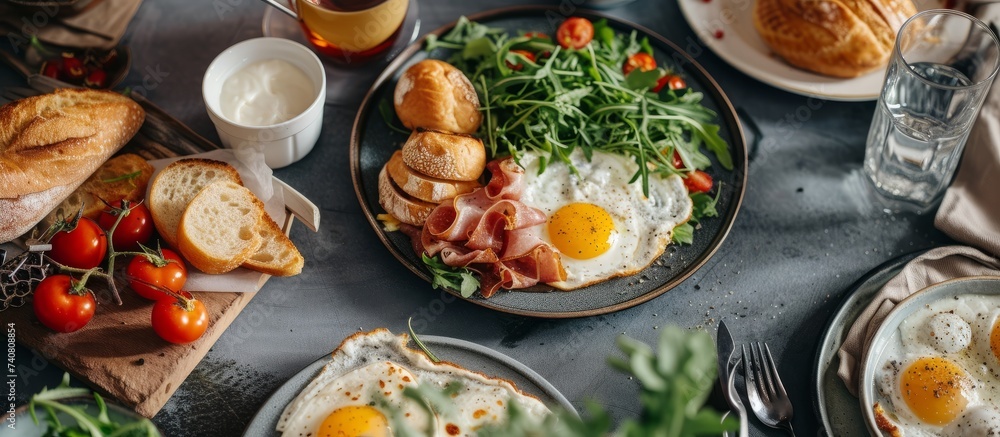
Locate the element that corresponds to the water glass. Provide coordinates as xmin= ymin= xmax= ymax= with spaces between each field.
xmin=864 ymin=9 xmax=1000 ymax=213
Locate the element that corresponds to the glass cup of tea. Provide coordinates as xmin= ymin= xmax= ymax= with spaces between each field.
xmin=863 ymin=9 xmax=1000 ymax=214
xmin=263 ymin=0 xmax=409 ymax=64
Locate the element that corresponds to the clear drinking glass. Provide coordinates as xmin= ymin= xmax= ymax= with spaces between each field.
xmin=864 ymin=9 xmax=1000 ymax=213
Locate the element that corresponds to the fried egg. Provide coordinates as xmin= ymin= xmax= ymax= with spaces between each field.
xmin=518 ymin=149 xmax=693 ymax=290
xmin=277 ymin=329 xmax=551 ymax=437
xmin=875 ymin=294 xmax=1000 ymax=435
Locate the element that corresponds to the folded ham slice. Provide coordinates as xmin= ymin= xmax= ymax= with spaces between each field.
xmin=408 ymin=157 xmax=566 ymax=297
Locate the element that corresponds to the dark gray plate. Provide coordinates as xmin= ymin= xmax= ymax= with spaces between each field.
xmin=812 ymin=250 xmax=926 ymax=437
xmin=242 ymin=335 xmax=577 ymax=436
xmin=351 ymin=6 xmax=748 ymax=318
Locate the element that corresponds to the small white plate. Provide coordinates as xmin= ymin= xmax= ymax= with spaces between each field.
xmin=677 ymin=0 xmax=943 ymax=101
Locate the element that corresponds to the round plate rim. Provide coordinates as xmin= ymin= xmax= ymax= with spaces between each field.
xmin=812 ymin=249 xmax=925 ymax=436
xmin=859 ymin=275 xmax=1000 ymax=435
xmin=350 ymin=5 xmax=748 ymax=318
xmin=240 ymin=335 xmax=577 ymax=436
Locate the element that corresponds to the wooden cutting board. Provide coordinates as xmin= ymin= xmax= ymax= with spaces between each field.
xmin=2 ymin=75 xmax=319 ymax=417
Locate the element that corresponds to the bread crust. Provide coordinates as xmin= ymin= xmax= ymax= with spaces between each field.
xmin=386 ymin=150 xmax=480 ymax=202
xmin=401 ymin=129 xmax=486 ymax=182
xmin=0 ymin=89 xmax=144 ymax=243
xmin=394 ymin=59 xmax=483 ymax=134
xmin=378 ymin=166 xmax=436 ymax=226
xmin=753 ymin=0 xmax=917 ymax=77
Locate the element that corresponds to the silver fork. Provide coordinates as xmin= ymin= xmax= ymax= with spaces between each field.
xmin=742 ymin=342 xmax=795 ymax=436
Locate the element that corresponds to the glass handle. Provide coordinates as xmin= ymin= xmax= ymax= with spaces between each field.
xmin=259 ymin=0 xmax=298 ymax=19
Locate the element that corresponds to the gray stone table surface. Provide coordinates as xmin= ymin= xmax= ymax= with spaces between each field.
xmin=3 ymin=0 xmax=951 ymax=436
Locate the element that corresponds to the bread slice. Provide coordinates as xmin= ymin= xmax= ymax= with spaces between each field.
xmin=378 ymin=165 xmax=436 ymax=226
xmin=176 ymin=181 xmax=262 ymax=274
xmin=37 ymin=153 xmax=154 ymax=230
xmin=148 ymin=158 xmax=243 ymax=247
xmin=401 ymin=129 xmax=485 ymax=182
xmin=242 ymin=213 xmax=304 ymax=277
xmin=386 ymin=150 xmax=480 ymax=203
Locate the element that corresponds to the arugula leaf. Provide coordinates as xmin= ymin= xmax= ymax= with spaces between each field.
xmin=623 ymin=68 xmax=661 ymax=91
xmin=421 ymin=253 xmax=480 ymax=298
xmin=672 ymin=222 xmax=694 ymax=245
xmin=30 ymin=373 xmax=160 ymax=437
xmin=689 ymin=189 xmax=721 ymax=224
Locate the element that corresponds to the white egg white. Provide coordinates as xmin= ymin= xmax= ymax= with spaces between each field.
xmin=875 ymin=294 xmax=1000 ymax=436
xmin=518 ymin=149 xmax=693 ymax=290
xmin=277 ymin=329 xmax=551 ymax=437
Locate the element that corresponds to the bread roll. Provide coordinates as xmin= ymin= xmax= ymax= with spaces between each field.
xmin=0 ymin=89 xmax=144 ymax=243
xmin=401 ymin=129 xmax=486 ymax=182
xmin=386 ymin=150 xmax=480 ymax=203
xmin=394 ymin=59 xmax=483 ymax=134
xmin=378 ymin=166 xmax=436 ymax=226
xmin=753 ymin=0 xmax=917 ymax=78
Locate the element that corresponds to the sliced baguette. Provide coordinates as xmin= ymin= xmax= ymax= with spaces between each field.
xmin=242 ymin=213 xmax=304 ymax=277
xmin=38 ymin=153 xmax=154 ymax=230
xmin=176 ymin=181 xmax=262 ymax=274
xmin=148 ymin=158 xmax=243 ymax=248
xmin=378 ymin=165 xmax=436 ymax=226
xmin=386 ymin=150 xmax=480 ymax=203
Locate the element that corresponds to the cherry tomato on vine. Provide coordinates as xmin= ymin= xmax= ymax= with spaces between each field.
xmin=505 ymin=50 xmax=536 ymax=71
xmin=684 ymin=170 xmax=714 ymax=194
xmin=33 ymin=275 xmax=96 ymax=333
xmin=49 ymin=218 xmax=107 ymax=269
xmin=127 ymin=248 xmax=187 ymax=301
xmin=652 ymin=74 xmax=687 ymax=93
xmin=98 ymin=201 xmax=153 ymax=251
xmin=151 ymin=292 xmax=208 ymax=344
xmin=623 ymin=52 xmax=657 ymax=75
xmin=556 ymin=17 xmax=594 ymax=49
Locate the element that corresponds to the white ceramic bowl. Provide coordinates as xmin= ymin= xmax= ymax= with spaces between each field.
xmin=860 ymin=276 xmax=1000 ymax=436
xmin=203 ymin=37 xmax=326 ymax=168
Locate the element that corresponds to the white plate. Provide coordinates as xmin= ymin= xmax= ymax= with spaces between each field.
xmin=859 ymin=276 xmax=1000 ymax=435
xmin=677 ymin=0 xmax=942 ymax=101
xmin=242 ymin=335 xmax=577 ymax=436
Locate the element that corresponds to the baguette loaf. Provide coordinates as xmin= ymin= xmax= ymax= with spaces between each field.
xmin=0 ymin=89 xmax=144 ymax=243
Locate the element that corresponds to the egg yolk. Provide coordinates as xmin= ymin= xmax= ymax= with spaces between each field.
xmin=991 ymin=318 xmax=1000 ymax=363
xmin=547 ymin=203 xmax=615 ymax=260
xmin=899 ymin=356 xmax=969 ymax=425
xmin=317 ymin=405 xmax=390 ymax=437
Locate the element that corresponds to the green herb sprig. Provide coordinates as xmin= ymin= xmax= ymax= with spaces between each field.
xmin=421 ymin=253 xmax=480 ymax=298
xmin=29 ymin=373 xmax=160 ymax=437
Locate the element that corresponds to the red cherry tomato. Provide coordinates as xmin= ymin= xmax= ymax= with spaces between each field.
xmin=653 ymin=74 xmax=687 ymax=92
xmin=98 ymin=201 xmax=153 ymax=251
xmin=61 ymin=54 xmax=86 ymax=80
xmin=556 ymin=17 xmax=594 ymax=49
xmin=32 ymin=275 xmax=95 ymax=333
xmin=49 ymin=218 xmax=107 ymax=269
xmin=524 ymin=31 xmax=549 ymax=40
xmin=84 ymin=68 xmax=108 ymax=88
xmin=505 ymin=49 xmax=536 ymax=71
xmin=151 ymin=292 xmax=208 ymax=344
xmin=623 ymin=52 xmax=657 ymax=75
xmin=127 ymin=248 xmax=187 ymax=301
xmin=684 ymin=170 xmax=714 ymax=194
xmin=672 ymin=150 xmax=685 ymax=169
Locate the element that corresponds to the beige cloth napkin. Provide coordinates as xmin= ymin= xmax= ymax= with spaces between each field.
xmin=837 ymin=8 xmax=1000 ymax=394
xmin=0 ymin=0 xmax=142 ymax=50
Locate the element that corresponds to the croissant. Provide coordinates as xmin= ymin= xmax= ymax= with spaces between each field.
xmin=753 ymin=0 xmax=918 ymax=78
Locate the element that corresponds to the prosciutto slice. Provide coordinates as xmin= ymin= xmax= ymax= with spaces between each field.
xmin=410 ymin=157 xmax=565 ymax=297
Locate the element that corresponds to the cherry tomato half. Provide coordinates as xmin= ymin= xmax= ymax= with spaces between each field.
xmin=556 ymin=17 xmax=594 ymax=49
xmin=672 ymin=150 xmax=685 ymax=169
xmin=505 ymin=49 xmax=536 ymax=71
xmin=127 ymin=248 xmax=187 ymax=301
xmin=33 ymin=275 xmax=95 ymax=333
xmin=623 ymin=52 xmax=657 ymax=75
xmin=524 ymin=31 xmax=549 ymax=40
xmin=653 ymin=74 xmax=687 ymax=93
xmin=684 ymin=170 xmax=714 ymax=194
xmin=49 ymin=218 xmax=107 ymax=269
xmin=151 ymin=292 xmax=208 ymax=344
xmin=98 ymin=201 xmax=153 ymax=251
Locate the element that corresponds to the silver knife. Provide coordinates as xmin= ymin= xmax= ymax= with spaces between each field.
xmin=718 ymin=320 xmax=748 ymax=437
